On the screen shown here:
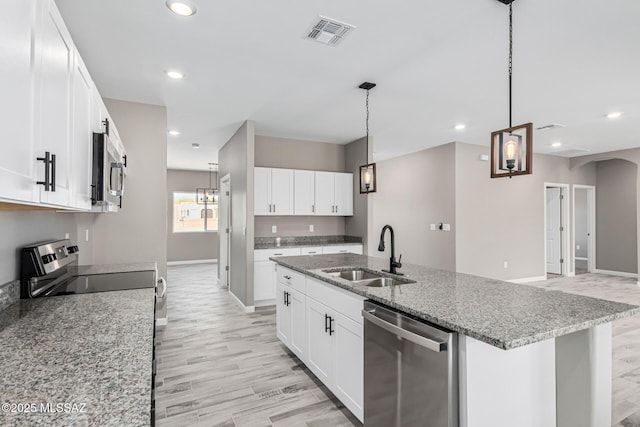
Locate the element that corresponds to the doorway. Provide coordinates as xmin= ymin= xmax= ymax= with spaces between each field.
xmin=573 ymin=185 xmax=596 ymax=275
xmin=544 ymin=183 xmax=570 ymax=277
xmin=219 ymin=174 xmax=231 ymax=288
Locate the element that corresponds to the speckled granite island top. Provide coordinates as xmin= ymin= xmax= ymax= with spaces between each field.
xmin=271 ymin=254 xmax=640 ymax=350
xmin=0 ymin=288 xmax=154 ymax=427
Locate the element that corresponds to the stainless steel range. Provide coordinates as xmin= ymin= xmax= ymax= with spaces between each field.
xmin=20 ymin=239 xmax=159 ymax=298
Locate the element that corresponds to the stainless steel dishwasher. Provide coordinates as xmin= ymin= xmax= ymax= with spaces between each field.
xmin=362 ymin=300 xmax=458 ymax=427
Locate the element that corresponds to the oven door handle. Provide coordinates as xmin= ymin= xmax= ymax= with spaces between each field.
xmin=156 ymin=277 xmax=166 ymax=299
xmin=362 ymin=309 xmax=448 ymax=353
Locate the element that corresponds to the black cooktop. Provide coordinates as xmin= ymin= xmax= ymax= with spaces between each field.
xmin=44 ymin=271 xmax=155 ymax=297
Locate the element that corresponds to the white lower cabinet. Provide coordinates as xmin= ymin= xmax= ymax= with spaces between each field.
xmin=276 ymin=267 xmax=364 ymax=422
xmin=254 ymin=248 xmax=301 ymax=306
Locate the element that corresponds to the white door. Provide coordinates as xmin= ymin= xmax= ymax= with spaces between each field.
xmin=334 ymin=173 xmax=354 ymax=216
xmin=306 ymin=298 xmax=334 ymax=385
xmin=219 ymin=176 xmax=230 ymax=288
xmin=253 ymin=260 xmax=276 ymax=302
xmin=289 ymin=288 xmax=307 ymax=361
xmin=271 ymin=168 xmax=294 ymax=215
xmin=254 ymin=167 xmax=272 ymax=215
xmin=333 ymin=311 xmax=364 ymax=421
xmin=314 ymin=171 xmax=334 ymax=215
xmin=294 ymin=170 xmax=315 ymax=215
xmin=546 ymin=187 xmax=563 ymax=275
xmin=0 ymin=0 xmax=38 ymax=204
xmin=35 ymin=0 xmax=73 ymax=207
xmin=276 ymin=283 xmax=292 ymax=346
xmin=70 ymin=53 xmax=92 ymax=210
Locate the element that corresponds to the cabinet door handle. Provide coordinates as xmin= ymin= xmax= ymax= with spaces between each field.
xmin=286 ymin=292 xmax=291 ymax=306
xmin=283 ymin=275 xmax=291 ymax=280
xmin=268 ymin=204 xmax=272 ymax=213
xmin=308 ymin=251 xmax=316 ymax=254
xmin=329 ymin=316 xmax=335 ymax=335
xmin=36 ymin=152 xmax=51 ymax=191
xmin=312 ymin=204 xmax=315 ymax=213
xmin=283 ymin=291 xmax=287 ymax=306
xmin=50 ymin=154 xmax=56 ymax=192
xmin=273 ymin=204 xmax=276 ymax=213
xmin=274 ymin=253 xmax=283 ymax=256
xmin=325 ymin=314 xmax=330 ymax=333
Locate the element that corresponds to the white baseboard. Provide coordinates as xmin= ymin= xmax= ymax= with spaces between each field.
xmin=167 ymin=259 xmax=218 ymax=266
xmin=594 ymin=269 xmax=639 ymax=279
xmin=575 ymin=257 xmax=588 ymax=261
xmin=255 ymin=299 xmax=276 ymax=308
xmin=507 ymin=276 xmax=548 ymax=284
xmin=567 ymin=271 xmax=576 ymax=278
xmin=229 ymin=289 xmax=255 ymax=313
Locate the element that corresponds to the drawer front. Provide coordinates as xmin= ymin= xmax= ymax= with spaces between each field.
xmin=321 ymin=244 xmax=363 ymax=255
xmin=301 ymin=246 xmax=323 ymax=255
xmin=254 ymin=247 xmax=301 ymax=261
xmin=277 ymin=266 xmax=306 ymax=294
xmin=306 ymin=277 xmax=365 ymax=324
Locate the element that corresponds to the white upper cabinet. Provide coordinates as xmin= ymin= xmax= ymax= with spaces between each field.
xmin=0 ymin=0 xmax=38 ymax=204
xmin=70 ymin=53 xmax=93 ymax=210
xmin=254 ymin=167 xmax=294 ymax=216
xmin=294 ymin=170 xmax=315 ymax=215
xmin=314 ymin=171 xmax=353 ymax=216
xmin=34 ymin=0 xmax=73 ymax=207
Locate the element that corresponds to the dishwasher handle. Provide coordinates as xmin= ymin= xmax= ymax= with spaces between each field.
xmin=362 ymin=309 xmax=448 ymax=353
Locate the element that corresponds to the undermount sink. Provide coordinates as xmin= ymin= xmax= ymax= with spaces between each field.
xmin=322 ymin=268 xmax=416 ymax=287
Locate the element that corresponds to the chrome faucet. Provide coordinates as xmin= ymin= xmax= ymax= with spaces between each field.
xmin=378 ymin=225 xmax=403 ymax=275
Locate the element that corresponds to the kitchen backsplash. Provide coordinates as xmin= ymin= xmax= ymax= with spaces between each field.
xmin=254 ymin=216 xmax=346 ymax=237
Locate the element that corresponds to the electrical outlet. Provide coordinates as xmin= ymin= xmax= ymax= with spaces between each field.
xmin=430 ymin=224 xmax=436 ymax=231
xmin=309 ymin=224 xmax=314 ymax=232
xmin=443 ymin=224 xmax=451 ymax=231
xmin=85 ymin=229 xmax=89 ymax=242
xmin=272 ymin=225 xmax=277 ymax=233
xmin=64 ymin=233 xmax=70 ymax=239
xmin=576 ymin=244 xmax=580 ymax=250
xmin=504 ymin=261 xmax=508 ymax=269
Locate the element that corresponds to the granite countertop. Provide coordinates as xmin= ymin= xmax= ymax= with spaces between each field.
xmin=73 ymin=262 xmax=157 ymax=276
xmin=255 ymin=235 xmax=362 ymax=250
xmin=0 ymin=289 xmax=154 ymax=427
xmin=271 ymin=254 xmax=640 ymax=350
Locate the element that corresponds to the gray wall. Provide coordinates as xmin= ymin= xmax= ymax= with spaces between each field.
xmin=575 ymin=189 xmax=588 ymax=259
xmin=92 ymin=99 xmax=168 ymax=279
xmin=368 ymin=143 xmax=457 ymax=271
xmin=219 ymin=121 xmax=255 ymax=306
xmin=0 ymin=210 xmax=95 ymax=286
xmin=595 ymin=159 xmax=638 ymax=273
xmin=455 ymin=143 xmax=597 ymax=281
xmin=254 ymin=135 xmax=350 ymax=238
xmin=167 ymin=169 xmax=219 ymax=262
xmin=345 ymin=137 xmax=369 ymax=254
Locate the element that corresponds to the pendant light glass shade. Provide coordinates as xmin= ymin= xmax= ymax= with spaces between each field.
xmin=359 ymin=82 xmax=377 ymax=194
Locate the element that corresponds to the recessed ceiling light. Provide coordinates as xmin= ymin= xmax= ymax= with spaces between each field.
xmin=166 ymin=0 xmax=197 ymax=16
xmin=192 ymin=143 xmax=200 ymax=149
xmin=551 ymin=142 xmax=562 ymax=148
xmin=165 ymin=70 xmax=184 ymax=79
xmin=168 ymin=130 xmax=180 ymax=136
xmin=454 ymin=123 xmax=466 ymax=131
xmin=606 ymin=111 xmax=622 ymax=119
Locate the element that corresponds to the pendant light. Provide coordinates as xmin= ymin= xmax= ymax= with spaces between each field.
xmin=196 ymin=163 xmax=218 ymax=205
xmin=359 ymin=82 xmax=377 ymax=194
xmin=490 ymin=0 xmax=533 ymax=179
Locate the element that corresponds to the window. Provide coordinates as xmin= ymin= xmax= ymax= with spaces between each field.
xmin=173 ymin=191 xmax=218 ymax=232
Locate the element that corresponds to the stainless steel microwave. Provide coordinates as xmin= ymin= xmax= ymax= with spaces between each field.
xmin=91 ymin=132 xmax=125 ymax=209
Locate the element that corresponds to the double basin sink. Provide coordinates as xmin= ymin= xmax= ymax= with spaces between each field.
xmin=323 ymin=268 xmax=416 ymax=287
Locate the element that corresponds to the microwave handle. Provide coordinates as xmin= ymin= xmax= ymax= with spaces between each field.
xmin=109 ymin=162 xmax=124 ymax=196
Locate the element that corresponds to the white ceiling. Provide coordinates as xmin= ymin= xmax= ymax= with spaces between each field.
xmin=56 ymin=0 xmax=640 ymax=171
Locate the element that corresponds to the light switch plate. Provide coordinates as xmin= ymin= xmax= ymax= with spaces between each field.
xmin=430 ymin=224 xmax=436 ymax=231
xmin=309 ymin=224 xmax=314 ymax=232
xmin=272 ymin=225 xmax=277 ymax=233
xmin=443 ymin=224 xmax=451 ymax=231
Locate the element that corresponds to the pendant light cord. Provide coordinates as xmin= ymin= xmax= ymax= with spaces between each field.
xmin=365 ymin=89 xmax=370 ymax=163
xmin=509 ymin=2 xmax=513 ymax=129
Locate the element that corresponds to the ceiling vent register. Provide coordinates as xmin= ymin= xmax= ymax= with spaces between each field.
xmin=305 ymin=16 xmax=355 ymax=46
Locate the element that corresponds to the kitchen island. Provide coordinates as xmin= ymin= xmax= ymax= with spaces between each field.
xmin=0 ymin=288 xmax=155 ymax=427
xmin=271 ymin=253 xmax=640 ymax=427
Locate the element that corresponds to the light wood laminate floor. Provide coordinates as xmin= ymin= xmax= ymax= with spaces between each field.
xmin=156 ymin=264 xmax=640 ymax=426
xmin=155 ymin=263 xmax=360 ymax=427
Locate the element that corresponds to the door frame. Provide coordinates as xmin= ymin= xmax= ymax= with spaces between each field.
xmin=572 ymin=185 xmax=596 ymax=275
xmin=544 ymin=183 xmax=570 ymax=277
xmin=219 ymin=173 xmax=231 ymax=288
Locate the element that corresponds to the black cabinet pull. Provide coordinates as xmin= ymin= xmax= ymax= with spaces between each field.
xmin=118 ymin=195 xmax=122 ymax=209
xmin=325 ymin=314 xmax=330 ymax=333
xmin=123 ymin=154 xmax=127 ymax=167
xmin=283 ymin=291 xmax=287 ymax=306
xmin=50 ymin=154 xmax=56 ymax=192
xmin=286 ymin=292 xmax=290 ymax=306
xmin=329 ymin=316 xmax=335 ymax=335
xmin=36 ymin=152 xmax=51 ymax=191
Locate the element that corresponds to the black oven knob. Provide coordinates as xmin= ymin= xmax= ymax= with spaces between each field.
xmin=67 ymin=245 xmax=79 ymax=254
xmin=42 ymin=254 xmax=54 ymax=264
